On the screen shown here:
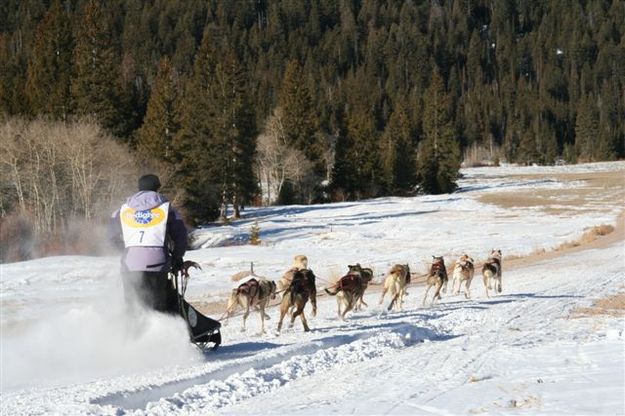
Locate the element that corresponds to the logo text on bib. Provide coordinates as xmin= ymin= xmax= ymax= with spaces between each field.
xmin=121 ymin=207 xmax=167 ymax=228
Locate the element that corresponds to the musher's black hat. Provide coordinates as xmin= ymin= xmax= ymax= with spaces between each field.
xmin=138 ymin=174 xmax=161 ymax=191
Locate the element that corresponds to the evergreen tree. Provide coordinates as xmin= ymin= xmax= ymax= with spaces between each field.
xmin=135 ymin=57 xmax=181 ymax=164
xmin=174 ymin=26 xmax=221 ymax=224
xmin=208 ymin=49 xmax=257 ymax=219
xmin=71 ymin=0 xmax=126 ymax=137
xmin=574 ymin=93 xmax=599 ymax=162
xmin=278 ymin=60 xmax=321 ymax=173
xmin=0 ymin=33 xmax=29 ymax=115
xmin=516 ymin=123 xmax=538 ymax=165
xmin=535 ymin=119 xmax=558 ymax=165
xmin=595 ymin=80 xmax=621 ymax=160
xmin=381 ymin=100 xmax=415 ymax=194
xmin=346 ymin=106 xmax=382 ymax=198
xmin=25 ymin=0 xmax=74 ymax=119
xmin=331 ymin=122 xmax=358 ymax=200
xmin=417 ymin=69 xmax=460 ymax=194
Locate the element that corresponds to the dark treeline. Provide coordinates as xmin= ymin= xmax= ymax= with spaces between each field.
xmin=2 ymin=0 xmax=624 ymax=224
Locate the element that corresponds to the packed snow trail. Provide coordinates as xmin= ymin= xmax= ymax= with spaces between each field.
xmin=2 ymin=240 xmax=622 ymax=415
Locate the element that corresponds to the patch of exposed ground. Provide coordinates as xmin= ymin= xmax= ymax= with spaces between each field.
xmin=478 ymin=170 xmax=625 ymax=215
xmin=570 ymin=292 xmax=625 ymax=318
xmin=504 ymin=212 xmax=624 ymax=271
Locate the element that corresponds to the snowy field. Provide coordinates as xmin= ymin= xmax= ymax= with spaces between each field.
xmin=1 ymin=161 xmax=624 ymax=415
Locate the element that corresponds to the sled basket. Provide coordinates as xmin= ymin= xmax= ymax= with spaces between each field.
xmin=180 ymin=297 xmax=222 ymax=349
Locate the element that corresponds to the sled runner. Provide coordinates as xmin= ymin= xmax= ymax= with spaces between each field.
xmin=171 ymin=260 xmax=222 ymax=350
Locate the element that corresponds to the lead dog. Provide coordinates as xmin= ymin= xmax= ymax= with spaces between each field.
xmin=224 ymin=277 xmax=277 ymax=333
xmin=277 ymin=268 xmax=317 ymax=332
xmin=482 ymin=249 xmax=503 ymax=298
xmin=379 ymin=264 xmax=411 ymax=311
xmin=422 ymin=256 xmax=448 ymax=306
xmin=450 ymin=254 xmax=475 ymax=299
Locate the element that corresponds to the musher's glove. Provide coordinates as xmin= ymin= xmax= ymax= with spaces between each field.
xmin=171 ymin=256 xmax=184 ymax=274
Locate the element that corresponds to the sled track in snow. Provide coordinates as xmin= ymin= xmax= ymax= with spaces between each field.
xmin=93 ymin=321 xmax=444 ymax=414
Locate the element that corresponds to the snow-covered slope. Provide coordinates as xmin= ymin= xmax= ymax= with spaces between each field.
xmin=1 ymin=162 xmax=624 ymax=415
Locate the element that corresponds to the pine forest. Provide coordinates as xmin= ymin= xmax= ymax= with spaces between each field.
xmin=1 ymin=0 xmax=624 ymax=258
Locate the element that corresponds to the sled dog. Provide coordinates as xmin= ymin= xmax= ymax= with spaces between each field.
xmin=379 ymin=264 xmax=411 ymax=311
xmin=324 ymin=264 xmax=367 ymax=320
xmin=450 ymin=254 xmax=475 ymax=299
xmin=277 ymin=255 xmax=309 ymax=292
xmin=353 ymin=265 xmax=374 ymax=311
xmin=224 ymin=277 xmax=277 ymax=333
xmin=482 ymin=249 xmax=503 ymax=298
xmin=277 ymin=269 xmax=317 ymax=332
xmin=423 ymin=256 xmax=448 ymax=306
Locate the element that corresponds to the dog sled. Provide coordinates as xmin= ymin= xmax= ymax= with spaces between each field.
xmin=171 ymin=261 xmax=222 ymax=350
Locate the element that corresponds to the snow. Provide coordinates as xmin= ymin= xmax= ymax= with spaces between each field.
xmin=1 ymin=161 xmax=624 ymax=415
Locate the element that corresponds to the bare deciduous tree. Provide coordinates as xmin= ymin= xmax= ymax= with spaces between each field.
xmin=1 ymin=117 xmax=141 ymax=259
xmin=256 ymin=108 xmax=315 ymax=205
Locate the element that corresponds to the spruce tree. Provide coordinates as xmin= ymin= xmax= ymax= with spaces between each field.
xmin=331 ymin=125 xmax=358 ymax=200
xmin=71 ymin=0 xmax=125 ymax=136
xmin=0 ymin=33 xmax=29 ymax=115
xmin=595 ymin=81 xmax=621 ymax=160
xmin=208 ymin=49 xmax=257 ymax=219
xmin=517 ymin=117 xmax=540 ymax=165
xmin=346 ymin=106 xmax=382 ymax=198
xmin=25 ymin=0 xmax=73 ymax=119
xmin=535 ymin=120 xmax=558 ymax=165
xmin=381 ymin=100 xmax=415 ymax=194
xmin=135 ymin=57 xmax=181 ymax=164
xmin=417 ymin=70 xmax=460 ymax=194
xmin=574 ymin=93 xmax=599 ymax=162
xmin=174 ymin=26 xmax=221 ymax=224
xmin=278 ymin=60 xmax=321 ymax=173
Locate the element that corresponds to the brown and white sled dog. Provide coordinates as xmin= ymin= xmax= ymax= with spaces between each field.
xmin=224 ymin=277 xmax=277 ymax=333
xmin=482 ymin=249 xmax=503 ymax=298
xmin=277 ymin=269 xmax=317 ymax=332
xmin=325 ymin=264 xmax=368 ymax=320
xmin=422 ymin=256 xmax=448 ymax=306
xmin=277 ymin=255 xmax=309 ymax=292
xmin=450 ymin=254 xmax=475 ymax=299
xmin=379 ymin=264 xmax=411 ymax=311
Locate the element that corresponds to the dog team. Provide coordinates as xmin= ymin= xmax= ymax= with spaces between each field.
xmin=223 ymin=250 xmax=503 ymax=334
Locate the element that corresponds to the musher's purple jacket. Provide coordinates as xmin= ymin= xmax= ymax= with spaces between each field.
xmin=109 ymin=191 xmax=187 ymax=272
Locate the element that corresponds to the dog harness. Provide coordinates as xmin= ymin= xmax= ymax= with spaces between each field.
xmin=289 ymin=270 xmax=315 ymax=300
xmin=336 ymin=273 xmax=362 ymax=292
xmin=237 ymin=279 xmax=260 ymax=305
xmin=483 ymin=259 xmax=500 ymax=275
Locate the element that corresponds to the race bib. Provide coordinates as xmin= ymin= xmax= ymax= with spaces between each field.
xmin=120 ymin=202 xmax=170 ymax=247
